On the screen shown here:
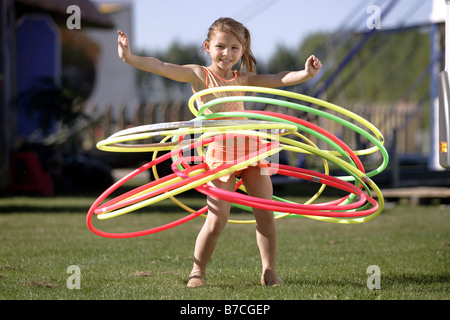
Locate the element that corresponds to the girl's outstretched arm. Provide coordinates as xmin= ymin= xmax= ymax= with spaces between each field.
xmin=247 ymin=55 xmax=322 ymax=88
xmin=117 ymin=30 xmax=203 ymax=84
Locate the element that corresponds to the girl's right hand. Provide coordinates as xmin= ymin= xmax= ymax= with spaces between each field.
xmin=117 ymin=30 xmax=130 ymax=61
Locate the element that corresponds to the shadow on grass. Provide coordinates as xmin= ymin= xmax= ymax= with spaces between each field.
xmin=0 ymin=183 xmax=210 ymax=214
xmin=0 ymin=202 xmax=205 ymax=214
xmin=284 ymin=271 xmax=450 ymax=291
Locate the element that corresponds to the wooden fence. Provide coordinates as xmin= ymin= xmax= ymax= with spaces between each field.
xmin=80 ymin=99 xmax=428 ymax=164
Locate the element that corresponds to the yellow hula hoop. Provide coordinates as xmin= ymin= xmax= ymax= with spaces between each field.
xmin=189 ymin=91 xmax=388 ymax=182
xmin=188 ymin=86 xmax=384 ymax=156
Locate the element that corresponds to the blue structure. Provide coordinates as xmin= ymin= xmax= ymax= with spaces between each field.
xmin=16 ymin=14 xmax=60 ymax=138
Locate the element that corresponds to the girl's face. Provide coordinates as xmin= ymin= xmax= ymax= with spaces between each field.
xmin=205 ymin=31 xmax=244 ymax=72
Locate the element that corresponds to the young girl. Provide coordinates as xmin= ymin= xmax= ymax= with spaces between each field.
xmin=117 ymin=17 xmax=321 ymax=287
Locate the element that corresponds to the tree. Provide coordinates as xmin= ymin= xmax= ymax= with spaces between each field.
xmin=269 ymin=28 xmax=431 ymax=104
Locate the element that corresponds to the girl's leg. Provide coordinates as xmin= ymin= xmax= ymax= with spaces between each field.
xmin=188 ymin=175 xmax=236 ymax=287
xmin=241 ymin=166 xmax=283 ymax=285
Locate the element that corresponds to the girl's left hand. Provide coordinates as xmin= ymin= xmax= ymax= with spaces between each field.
xmin=305 ymin=55 xmax=322 ymax=78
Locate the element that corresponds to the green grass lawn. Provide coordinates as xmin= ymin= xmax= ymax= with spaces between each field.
xmin=0 ymin=195 xmax=449 ymax=301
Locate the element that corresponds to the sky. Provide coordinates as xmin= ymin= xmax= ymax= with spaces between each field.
xmin=95 ymin=0 xmax=437 ymax=63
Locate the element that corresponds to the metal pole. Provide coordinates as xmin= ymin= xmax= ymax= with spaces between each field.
xmin=446 ymin=0 xmax=450 ymax=71
xmin=437 ymin=0 xmax=450 ymax=168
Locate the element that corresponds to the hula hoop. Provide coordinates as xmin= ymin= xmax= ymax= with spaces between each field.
xmin=87 ymin=132 xmax=283 ymax=238
xmin=162 ymin=124 xmax=376 ymax=221
xmin=160 ymin=104 xmax=371 ymax=224
xmin=97 ymin=118 xmax=302 ymax=224
xmin=95 ymin=134 xmax=280 ymax=219
xmin=97 ymin=119 xmax=296 ymax=153
xmin=195 ymin=165 xmax=378 ymax=216
xmin=169 ymin=129 xmax=329 ymax=223
xmin=108 ymin=119 xmax=280 ymax=138
xmin=189 ymin=92 xmax=388 ymax=180
xmin=178 ymin=129 xmax=382 ymax=223
xmin=186 ymin=87 xmax=386 ymax=223
xmin=189 ymin=86 xmax=384 ymax=148
xmin=87 ymin=86 xmax=386 ymax=238
xmin=156 ymin=128 xmax=333 ymax=224
xmin=206 ymin=110 xmax=365 ymax=223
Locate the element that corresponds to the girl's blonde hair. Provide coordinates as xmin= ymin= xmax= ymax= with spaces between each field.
xmin=204 ymin=17 xmax=257 ymax=73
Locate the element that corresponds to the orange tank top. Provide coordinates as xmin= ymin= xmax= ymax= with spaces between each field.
xmin=193 ymin=66 xmax=247 ymax=115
